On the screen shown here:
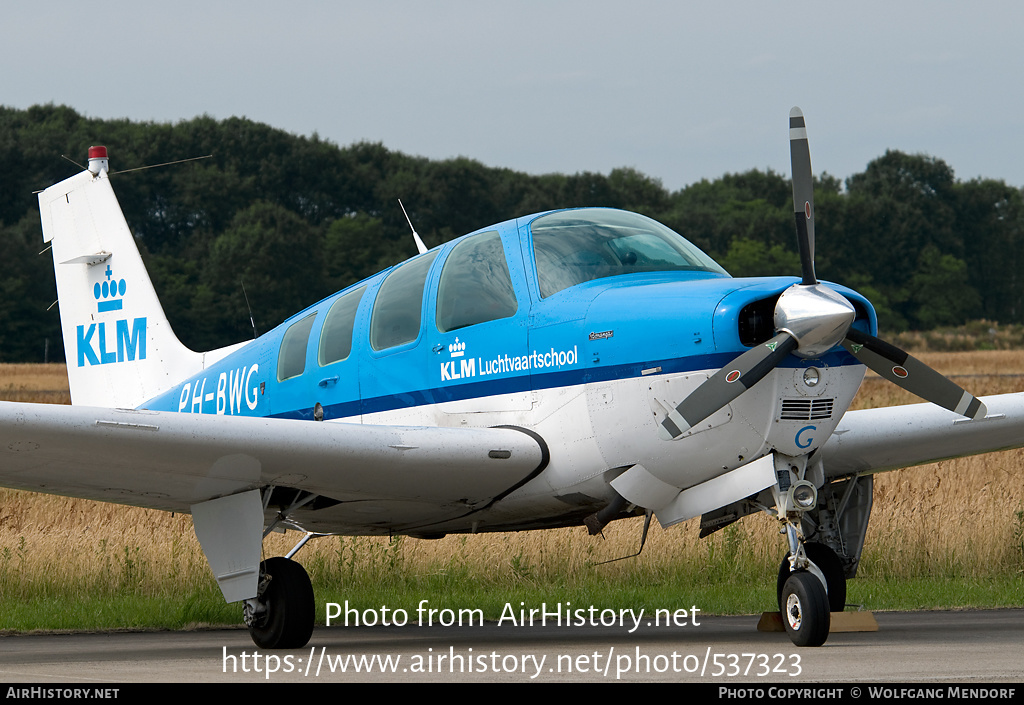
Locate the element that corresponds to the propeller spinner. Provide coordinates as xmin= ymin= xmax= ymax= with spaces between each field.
xmin=660 ymin=108 xmax=986 ymax=441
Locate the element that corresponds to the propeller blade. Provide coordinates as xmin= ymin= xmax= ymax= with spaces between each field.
xmin=790 ymin=107 xmax=816 ymax=286
xmin=842 ymin=328 xmax=987 ymax=419
xmin=661 ymin=332 xmax=798 ymax=439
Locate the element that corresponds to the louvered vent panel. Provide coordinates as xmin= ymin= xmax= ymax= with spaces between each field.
xmin=780 ymin=398 xmax=835 ymax=420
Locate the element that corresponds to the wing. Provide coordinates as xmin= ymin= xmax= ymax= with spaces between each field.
xmin=821 ymin=392 xmax=1024 ymax=478
xmin=0 ymin=401 xmax=546 ymax=533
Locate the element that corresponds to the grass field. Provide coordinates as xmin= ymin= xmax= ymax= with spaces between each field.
xmin=0 ymin=356 xmax=1022 ymax=632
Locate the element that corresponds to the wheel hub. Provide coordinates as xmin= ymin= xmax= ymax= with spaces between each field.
xmin=243 ymin=598 xmax=268 ymax=628
xmin=243 ymin=571 xmax=273 ymax=628
xmin=786 ymin=593 xmax=803 ymax=630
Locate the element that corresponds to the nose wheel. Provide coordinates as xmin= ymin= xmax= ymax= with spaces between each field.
xmin=780 ymin=570 xmax=830 ymax=647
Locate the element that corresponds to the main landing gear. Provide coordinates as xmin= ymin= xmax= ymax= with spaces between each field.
xmin=192 ymin=488 xmax=322 ymax=650
xmin=244 ymin=556 xmax=315 ymax=649
xmin=244 ymin=491 xmax=321 ymax=649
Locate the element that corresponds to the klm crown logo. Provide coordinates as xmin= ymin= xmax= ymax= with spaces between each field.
xmin=94 ymin=264 xmax=126 ymax=312
xmin=76 ymin=264 xmax=147 ymax=367
xmin=441 ymin=337 xmax=475 ymax=381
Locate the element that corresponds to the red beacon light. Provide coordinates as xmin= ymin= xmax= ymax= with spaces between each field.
xmin=88 ymin=146 xmax=109 ymax=175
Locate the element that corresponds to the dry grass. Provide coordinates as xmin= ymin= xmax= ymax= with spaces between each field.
xmin=851 ymin=351 xmax=1024 ymax=580
xmin=886 ymin=320 xmax=1024 ymax=352
xmin=0 ymin=358 xmax=1022 ymax=605
xmin=0 ymin=363 xmax=71 ymax=405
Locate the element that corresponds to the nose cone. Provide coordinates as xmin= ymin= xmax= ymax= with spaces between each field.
xmin=774 ymin=284 xmax=856 ymax=358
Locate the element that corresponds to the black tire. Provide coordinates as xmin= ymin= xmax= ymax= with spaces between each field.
xmin=777 ymin=542 xmax=846 ymax=613
xmin=781 ymin=570 xmax=830 ymax=647
xmin=248 ymin=557 xmax=315 ymax=649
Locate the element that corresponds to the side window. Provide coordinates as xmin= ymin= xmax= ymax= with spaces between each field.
xmin=436 ymin=231 xmax=518 ymax=332
xmin=370 ymin=251 xmax=439 ymax=351
xmin=319 ymin=286 xmax=366 ymax=366
xmin=277 ymin=312 xmax=317 ymax=381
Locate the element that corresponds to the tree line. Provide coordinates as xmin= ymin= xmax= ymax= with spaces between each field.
xmin=1 ymin=104 xmax=1021 ymax=362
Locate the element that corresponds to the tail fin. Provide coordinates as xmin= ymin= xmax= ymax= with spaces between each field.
xmin=39 ymin=147 xmax=204 ymax=408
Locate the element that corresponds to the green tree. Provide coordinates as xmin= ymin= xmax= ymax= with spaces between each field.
xmin=909 ymin=246 xmax=981 ymax=329
xmin=842 ymin=151 xmax=960 ymax=327
xmin=7 ymin=104 xmax=1024 ymax=361
xmin=0 ymin=213 xmax=61 ymax=361
xmin=323 ymin=213 xmax=404 ymax=291
xmin=661 ymin=169 xmax=793 ymax=258
xmin=200 ymin=202 xmax=326 ymax=347
xmin=956 ymin=179 xmax=1024 ymax=323
xmin=718 ymin=238 xmax=800 ymax=278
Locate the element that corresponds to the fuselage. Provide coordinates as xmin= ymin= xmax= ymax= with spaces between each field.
xmin=143 ymin=208 xmax=876 ymax=535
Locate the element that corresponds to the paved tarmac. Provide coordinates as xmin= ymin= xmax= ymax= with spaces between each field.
xmin=0 ymin=609 xmax=1021 ymax=683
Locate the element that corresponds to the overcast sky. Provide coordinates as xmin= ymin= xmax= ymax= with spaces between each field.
xmin=5 ymin=1 xmax=1024 ymax=192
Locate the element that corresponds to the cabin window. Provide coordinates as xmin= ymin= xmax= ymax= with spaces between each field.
xmin=319 ymin=285 xmax=366 ymax=366
xmin=531 ymin=208 xmax=728 ymax=298
xmin=277 ymin=312 xmax=317 ymax=381
xmin=436 ymin=231 xmax=518 ymax=332
xmin=370 ymin=251 xmax=439 ymax=351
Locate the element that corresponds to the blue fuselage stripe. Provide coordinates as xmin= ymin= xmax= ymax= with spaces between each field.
xmin=268 ymin=349 xmax=860 ymax=421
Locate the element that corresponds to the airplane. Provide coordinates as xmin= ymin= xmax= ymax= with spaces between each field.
xmin=3 ymin=107 xmax=1023 ymax=650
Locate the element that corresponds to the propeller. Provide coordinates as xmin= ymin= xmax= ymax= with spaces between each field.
xmin=790 ymin=107 xmax=816 ymax=286
xmin=840 ymin=327 xmax=986 ymax=419
xmin=660 ymin=107 xmax=986 ymax=441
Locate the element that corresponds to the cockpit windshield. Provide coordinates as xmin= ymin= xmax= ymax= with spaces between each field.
xmin=530 ymin=208 xmax=728 ymax=298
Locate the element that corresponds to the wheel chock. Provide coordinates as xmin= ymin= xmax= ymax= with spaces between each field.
xmin=758 ymin=611 xmax=878 ymax=632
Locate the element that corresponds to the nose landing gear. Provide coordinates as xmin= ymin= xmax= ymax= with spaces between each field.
xmin=777 ymin=541 xmax=847 ymax=614
xmin=768 ymin=455 xmax=845 ymax=647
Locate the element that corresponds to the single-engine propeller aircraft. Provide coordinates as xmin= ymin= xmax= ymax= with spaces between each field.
xmin=4 ymin=108 xmax=1023 ymax=649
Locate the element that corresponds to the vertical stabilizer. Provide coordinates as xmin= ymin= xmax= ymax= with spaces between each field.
xmin=39 ymin=148 xmax=204 ymax=408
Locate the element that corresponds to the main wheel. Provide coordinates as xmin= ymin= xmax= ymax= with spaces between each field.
xmin=247 ymin=557 xmax=315 ymax=649
xmin=781 ymin=570 xmax=830 ymax=647
xmin=777 ymin=542 xmax=846 ymax=613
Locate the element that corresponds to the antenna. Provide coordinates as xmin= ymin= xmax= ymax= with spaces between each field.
xmin=61 ymin=154 xmax=86 ymax=171
xmin=34 ymin=151 xmax=213 ymax=194
xmin=398 ymin=199 xmax=428 ymax=255
xmin=241 ymin=279 xmax=258 ymax=339
xmin=109 ymin=154 xmax=212 ymax=176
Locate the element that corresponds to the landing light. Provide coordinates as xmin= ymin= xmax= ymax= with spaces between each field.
xmin=789 ymin=481 xmax=817 ymax=511
xmin=802 ymin=367 xmax=821 ymax=388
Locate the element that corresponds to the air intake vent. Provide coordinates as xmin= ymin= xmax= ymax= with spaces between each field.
xmin=738 ymin=297 xmax=779 ymax=347
xmin=780 ymin=398 xmax=835 ymax=420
